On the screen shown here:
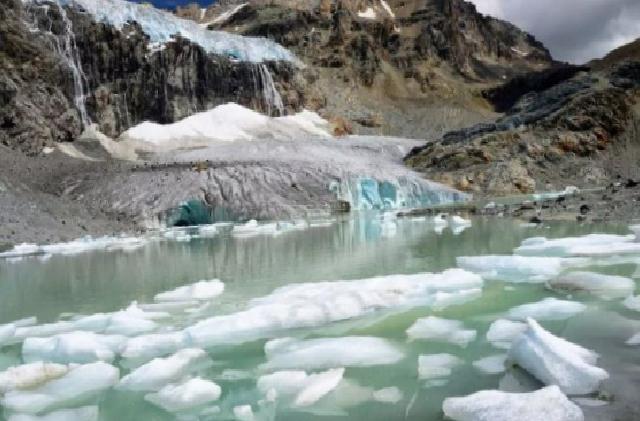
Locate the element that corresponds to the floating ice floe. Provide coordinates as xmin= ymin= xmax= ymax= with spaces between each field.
xmin=0 ymin=236 xmax=148 ymax=260
xmin=456 ymin=255 xmax=588 ymax=283
xmin=145 ymin=377 xmax=221 ymax=413
xmin=261 ymin=337 xmax=404 ymax=371
xmin=507 ymin=298 xmax=586 ymax=321
xmin=515 ymin=234 xmax=635 ymax=257
xmin=0 ymin=363 xmax=69 ymax=394
xmin=623 ymin=295 xmax=640 ymax=312
xmin=625 ymin=332 xmax=640 ymax=345
xmin=120 ymin=331 xmax=188 ymax=362
xmin=257 ymin=368 xmax=345 ymax=407
xmin=508 ymin=319 xmax=608 ymax=395
xmin=154 ymin=280 xmax=225 ymax=302
xmin=6 ymin=406 xmax=99 ymax=421
xmin=232 ymin=220 xmax=280 ymax=238
xmin=184 ymin=269 xmax=483 ymax=349
xmin=233 ymin=404 xmax=254 ymax=421
xmin=406 ymin=317 xmax=476 ymax=347
xmin=442 ymin=385 xmax=584 ymax=421
xmin=550 ymin=272 xmax=634 ymax=300
xmin=22 ymin=331 xmax=126 ymax=364
xmin=372 ymin=387 xmax=403 ymax=404
xmin=1 ymin=362 xmax=119 ymax=414
xmin=486 ymin=319 xmax=527 ymax=350
xmin=418 ymin=354 xmax=463 ymax=383
xmin=118 ymin=348 xmax=211 ymax=392
xmin=472 ymin=354 xmax=507 ymax=375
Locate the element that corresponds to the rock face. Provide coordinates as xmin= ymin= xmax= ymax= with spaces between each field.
xmin=405 ymin=58 xmax=640 ymax=195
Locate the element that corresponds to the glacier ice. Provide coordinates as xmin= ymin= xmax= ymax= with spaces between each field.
xmin=507 ymin=298 xmax=586 ymax=321
xmin=22 ymin=331 xmax=126 ymax=364
xmin=456 ymin=255 xmax=588 ymax=282
xmin=118 ymin=348 xmax=211 ymax=392
xmin=261 ymin=337 xmax=403 ymax=370
xmin=39 ymin=0 xmax=299 ymax=64
xmin=406 ymin=317 xmax=476 ymax=347
xmin=418 ymin=354 xmax=463 ymax=380
xmin=1 ymin=362 xmax=119 ymax=414
xmin=6 ymin=406 xmax=99 ymax=421
xmin=515 ymin=234 xmax=635 ymax=257
xmin=0 ymin=363 xmax=69 ymax=394
xmin=442 ymin=385 xmax=584 ymax=421
xmin=154 ymin=280 xmax=224 ymax=302
xmin=550 ymin=272 xmax=634 ymax=300
xmin=145 ymin=377 xmax=221 ymax=413
xmin=472 ymin=354 xmax=507 ymax=375
xmin=486 ymin=319 xmax=527 ymax=349
xmin=185 ymin=269 xmax=482 ymax=348
xmin=257 ymin=368 xmax=345 ymax=407
xmin=508 ymin=318 xmax=608 ymax=395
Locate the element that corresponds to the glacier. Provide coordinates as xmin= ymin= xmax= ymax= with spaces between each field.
xmin=29 ymin=0 xmax=299 ymax=64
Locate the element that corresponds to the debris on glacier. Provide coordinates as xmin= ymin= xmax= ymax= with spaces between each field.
xmin=549 ymin=272 xmax=634 ymax=300
xmin=442 ymin=385 xmax=584 ymax=421
xmin=508 ymin=319 xmax=608 ymax=395
xmin=1 ymin=362 xmax=119 ymax=415
xmin=507 ymin=298 xmax=586 ymax=321
xmin=261 ymin=337 xmax=403 ymax=371
xmin=406 ymin=317 xmax=477 ymax=347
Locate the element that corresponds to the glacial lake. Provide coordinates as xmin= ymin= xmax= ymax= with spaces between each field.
xmin=0 ymin=214 xmax=639 ymax=420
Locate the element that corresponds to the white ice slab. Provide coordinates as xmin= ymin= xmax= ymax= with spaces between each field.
xmin=550 ymin=272 xmax=634 ymax=300
xmin=516 ymin=234 xmax=635 ymax=257
xmin=0 ymin=363 xmax=69 ymax=394
xmin=486 ymin=319 xmax=527 ymax=349
xmin=418 ymin=354 xmax=463 ymax=380
xmin=442 ymin=385 xmax=584 ymax=421
xmin=406 ymin=317 xmax=476 ymax=347
xmin=7 ymin=406 xmax=99 ymax=421
xmin=472 ymin=354 xmax=507 ymax=375
xmin=22 ymin=331 xmax=126 ymax=364
xmin=154 ymin=280 xmax=224 ymax=302
xmin=145 ymin=377 xmax=221 ymax=412
xmin=258 ymin=368 xmax=345 ymax=407
xmin=507 ymin=298 xmax=586 ymax=321
xmin=508 ymin=318 xmax=608 ymax=395
xmin=261 ymin=337 xmax=403 ymax=371
xmin=456 ymin=255 xmax=588 ymax=282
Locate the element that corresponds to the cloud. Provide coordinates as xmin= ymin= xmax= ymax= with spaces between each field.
xmin=468 ymin=0 xmax=640 ymax=63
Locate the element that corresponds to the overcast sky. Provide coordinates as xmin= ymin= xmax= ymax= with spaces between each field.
xmin=469 ymin=0 xmax=640 ymax=63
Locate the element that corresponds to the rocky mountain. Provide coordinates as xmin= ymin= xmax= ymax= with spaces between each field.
xmin=405 ymin=45 xmax=640 ymax=195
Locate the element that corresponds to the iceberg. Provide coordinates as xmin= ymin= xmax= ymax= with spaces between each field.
xmin=442 ymin=385 xmax=584 ymax=421
xmin=0 ymin=363 xmax=69 ymax=394
xmin=22 ymin=332 xmax=126 ymax=364
xmin=508 ymin=319 xmax=608 ymax=395
xmin=40 ymin=0 xmax=298 ymax=63
xmin=1 ymin=362 xmax=119 ymax=414
xmin=515 ymin=234 xmax=635 ymax=257
xmin=550 ymin=272 xmax=634 ymax=300
xmin=185 ymin=269 xmax=482 ymax=348
xmin=486 ymin=319 xmax=527 ymax=349
xmin=406 ymin=317 xmax=476 ymax=347
xmin=145 ymin=378 xmax=221 ymax=413
xmin=6 ymin=406 xmax=99 ymax=421
xmin=507 ymin=298 xmax=586 ymax=321
xmin=154 ymin=280 xmax=225 ymax=302
xmin=257 ymin=368 xmax=345 ymax=407
xmin=418 ymin=354 xmax=463 ymax=381
xmin=261 ymin=337 xmax=403 ymax=371
xmin=456 ymin=255 xmax=588 ymax=282
xmin=472 ymin=354 xmax=507 ymax=375
xmin=118 ymin=348 xmax=211 ymax=392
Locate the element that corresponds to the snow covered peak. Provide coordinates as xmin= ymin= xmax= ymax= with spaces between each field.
xmin=47 ymin=0 xmax=299 ymax=63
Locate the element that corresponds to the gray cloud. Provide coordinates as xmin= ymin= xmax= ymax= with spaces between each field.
xmin=469 ymin=0 xmax=640 ymax=63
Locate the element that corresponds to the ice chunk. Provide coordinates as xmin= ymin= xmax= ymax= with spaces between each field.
xmin=120 ymin=332 xmax=187 ymax=362
xmin=13 ymin=321 xmax=77 ymax=342
xmin=418 ymin=354 xmax=463 ymax=380
xmin=154 ymin=280 xmax=224 ymax=302
xmin=118 ymin=348 xmax=211 ymax=392
xmin=22 ymin=332 xmax=126 ymax=364
xmin=6 ymin=406 xmax=99 ymax=421
xmin=623 ymin=295 xmax=640 ymax=312
xmin=486 ymin=319 xmax=527 ymax=349
xmin=262 ymin=337 xmax=403 ymax=370
xmin=508 ymin=318 xmax=608 ymax=395
xmin=550 ymin=272 xmax=634 ymax=300
xmin=507 ymin=298 xmax=586 ymax=321
xmin=372 ymin=387 xmax=403 ymax=404
xmin=186 ymin=269 xmax=482 ymax=348
xmin=233 ymin=405 xmax=254 ymax=421
xmin=232 ymin=220 xmax=280 ymax=238
xmin=1 ymin=362 xmax=119 ymax=414
xmin=472 ymin=354 xmax=507 ymax=375
xmin=625 ymin=332 xmax=640 ymax=345
xmin=457 ymin=255 xmax=588 ymax=282
xmin=406 ymin=317 xmax=476 ymax=347
xmin=449 ymin=215 xmax=472 ymax=227
xmin=358 ymin=7 xmax=376 ymax=19
xmin=145 ymin=378 xmax=221 ymax=412
xmin=442 ymin=385 xmax=584 ymax=421
xmin=258 ymin=368 xmax=345 ymax=407
xmin=0 ymin=363 xmax=69 ymax=393
xmin=0 ymin=324 xmax=16 ymax=347
xmin=294 ymin=368 xmax=345 ymax=407
xmin=516 ymin=234 xmax=635 ymax=257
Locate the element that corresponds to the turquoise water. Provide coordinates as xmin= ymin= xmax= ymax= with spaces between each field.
xmin=0 ymin=215 xmax=638 ymax=420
